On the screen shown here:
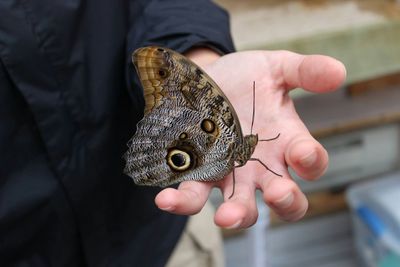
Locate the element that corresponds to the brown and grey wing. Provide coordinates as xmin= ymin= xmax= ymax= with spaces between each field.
xmin=132 ymin=46 xmax=243 ymax=140
xmin=123 ymin=102 xmax=236 ymax=187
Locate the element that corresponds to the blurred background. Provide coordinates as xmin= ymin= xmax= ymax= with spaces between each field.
xmin=211 ymin=1 xmax=400 ymax=266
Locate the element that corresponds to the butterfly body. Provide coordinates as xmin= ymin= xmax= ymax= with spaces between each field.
xmin=234 ymin=134 xmax=258 ymax=166
xmin=124 ymin=47 xmax=258 ymax=187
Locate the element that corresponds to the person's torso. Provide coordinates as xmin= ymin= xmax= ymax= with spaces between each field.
xmin=0 ymin=2 xmax=186 ymax=266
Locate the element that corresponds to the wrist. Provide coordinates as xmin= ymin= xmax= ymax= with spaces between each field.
xmin=184 ymin=47 xmax=221 ymax=68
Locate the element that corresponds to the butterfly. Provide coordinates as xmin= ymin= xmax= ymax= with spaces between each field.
xmin=124 ymin=46 xmax=280 ymax=196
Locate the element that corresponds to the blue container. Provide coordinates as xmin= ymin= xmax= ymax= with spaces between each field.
xmin=347 ymin=172 xmax=400 ymax=267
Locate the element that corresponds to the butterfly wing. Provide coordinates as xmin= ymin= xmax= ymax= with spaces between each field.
xmin=124 ymin=46 xmax=242 ymax=186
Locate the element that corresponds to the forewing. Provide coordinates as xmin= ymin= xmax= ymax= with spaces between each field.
xmin=132 ymin=46 xmax=243 ymax=140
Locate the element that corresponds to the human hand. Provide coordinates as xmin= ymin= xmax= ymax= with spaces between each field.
xmin=155 ymin=49 xmax=346 ymax=229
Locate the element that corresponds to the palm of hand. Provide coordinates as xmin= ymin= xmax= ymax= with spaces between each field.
xmin=156 ymin=50 xmax=346 ymax=228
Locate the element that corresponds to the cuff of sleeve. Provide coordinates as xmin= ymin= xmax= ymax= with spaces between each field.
xmin=127 ymin=1 xmax=235 ymax=56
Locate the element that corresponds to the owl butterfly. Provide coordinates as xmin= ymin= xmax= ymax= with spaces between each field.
xmin=124 ymin=46 xmax=281 ymax=198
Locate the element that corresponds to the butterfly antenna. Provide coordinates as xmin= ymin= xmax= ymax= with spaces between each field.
xmin=250 ymin=81 xmax=256 ymax=135
xmin=228 ymin=167 xmax=236 ymax=199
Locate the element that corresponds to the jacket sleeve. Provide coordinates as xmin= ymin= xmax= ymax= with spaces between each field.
xmin=125 ymin=0 xmax=235 ymax=113
xmin=127 ymin=0 xmax=235 ymax=54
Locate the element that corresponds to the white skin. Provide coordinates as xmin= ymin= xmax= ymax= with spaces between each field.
xmin=155 ymin=48 xmax=346 ymax=229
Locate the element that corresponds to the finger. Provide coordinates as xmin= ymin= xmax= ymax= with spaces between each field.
xmin=154 ymin=181 xmax=212 ymax=215
xmin=214 ymin=173 xmax=258 ymax=229
xmin=261 ymin=175 xmax=308 ymax=221
xmin=285 ymin=135 xmax=329 ymax=180
xmin=277 ymin=52 xmax=346 ymax=93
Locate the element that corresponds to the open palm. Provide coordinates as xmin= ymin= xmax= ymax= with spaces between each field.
xmin=155 ymin=50 xmax=346 ymax=229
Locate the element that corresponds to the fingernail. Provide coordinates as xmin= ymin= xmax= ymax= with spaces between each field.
xmin=273 ymin=192 xmax=294 ymax=209
xmin=226 ymin=219 xmax=243 ymax=229
xmin=299 ymin=150 xmax=317 ymax=168
xmin=159 ymin=206 xmax=175 ymax=212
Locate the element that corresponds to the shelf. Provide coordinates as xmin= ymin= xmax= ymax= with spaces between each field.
xmin=216 ymin=0 xmax=400 ymax=84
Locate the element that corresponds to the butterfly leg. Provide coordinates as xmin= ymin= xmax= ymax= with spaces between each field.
xmin=248 ymin=158 xmax=282 ymax=177
xmin=228 ymin=167 xmax=236 ymax=199
xmin=260 ymin=133 xmax=281 ymax=142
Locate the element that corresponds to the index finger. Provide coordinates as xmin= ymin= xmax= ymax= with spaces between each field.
xmin=271 ymin=52 xmax=346 ymax=93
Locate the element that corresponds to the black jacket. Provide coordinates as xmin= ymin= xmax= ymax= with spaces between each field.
xmin=0 ymin=1 xmax=234 ymax=266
